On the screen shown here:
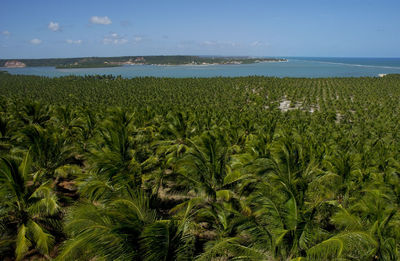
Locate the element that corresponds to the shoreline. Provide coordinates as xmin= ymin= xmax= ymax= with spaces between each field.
xmin=1 ymin=60 xmax=289 ymax=69
xmin=53 ymin=59 xmax=288 ymax=69
xmin=2 ymin=59 xmax=398 ymax=79
xmin=0 ymin=56 xmax=287 ymax=69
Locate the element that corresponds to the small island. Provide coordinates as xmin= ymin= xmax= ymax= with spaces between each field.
xmin=0 ymin=55 xmax=287 ymax=69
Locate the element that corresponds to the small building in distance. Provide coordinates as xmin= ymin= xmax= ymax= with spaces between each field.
xmin=134 ymin=57 xmax=145 ymax=62
xmin=4 ymin=60 xmax=26 ymax=68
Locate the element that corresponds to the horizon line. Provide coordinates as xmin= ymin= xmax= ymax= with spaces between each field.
xmin=1 ymin=55 xmax=400 ymax=60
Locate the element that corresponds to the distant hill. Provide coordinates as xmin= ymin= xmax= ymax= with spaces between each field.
xmin=0 ymin=55 xmax=286 ymax=68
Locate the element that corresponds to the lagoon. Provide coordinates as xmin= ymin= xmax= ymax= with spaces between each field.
xmin=3 ymin=57 xmax=400 ymax=78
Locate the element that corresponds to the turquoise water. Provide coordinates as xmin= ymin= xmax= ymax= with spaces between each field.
xmin=2 ymin=58 xmax=400 ymax=78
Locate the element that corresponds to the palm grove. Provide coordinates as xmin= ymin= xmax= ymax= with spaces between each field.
xmin=0 ymin=72 xmax=399 ymax=260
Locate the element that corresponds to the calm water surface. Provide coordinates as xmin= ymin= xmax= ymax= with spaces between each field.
xmin=3 ymin=58 xmax=400 ymax=78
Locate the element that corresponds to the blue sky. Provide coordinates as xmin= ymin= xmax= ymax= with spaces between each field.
xmin=0 ymin=0 xmax=399 ymax=58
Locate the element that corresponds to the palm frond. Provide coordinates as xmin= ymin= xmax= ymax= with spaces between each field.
xmin=29 ymin=183 xmax=60 ymax=215
xmin=27 ymin=220 xmax=54 ymax=255
xmin=18 ymin=150 xmax=32 ymax=181
xmin=196 ymin=237 xmax=273 ymax=261
xmin=330 ymin=207 xmax=363 ymax=230
xmin=140 ymin=220 xmax=194 ymax=261
xmin=15 ymin=224 xmax=31 ymax=261
xmin=59 ymin=203 xmax=136 ymax=261
xmin=306 ymin=231 xmax=377 ymax=261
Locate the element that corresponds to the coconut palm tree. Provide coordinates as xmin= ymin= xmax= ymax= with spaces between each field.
xmin=0 ymin=152 xmax=60 ymax=260
xmin=306 ymin=187 xmax=400 ymax=260
xmin=58 ymin=186 xmax=195 ymax=260
xmin=175 ymin=130 xmax=233 ymax=201
xmin=0 ymin=114 xmax=16 ymax=156
xmin=16 ymin=100 xmax=52 ymax=127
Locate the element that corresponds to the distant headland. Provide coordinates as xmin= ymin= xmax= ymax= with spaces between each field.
xmin=0 ymin=55 xmax=287 ymax=69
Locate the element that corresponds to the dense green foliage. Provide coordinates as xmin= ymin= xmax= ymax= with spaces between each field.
xmin=0 ymin=56 xmax=286 ymax=68
xmin=0 ymin=73 xmax=399 ymax=260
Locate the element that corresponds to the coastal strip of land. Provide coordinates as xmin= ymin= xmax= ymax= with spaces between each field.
xmin=0 ymin=55 xmax=287 ymax=69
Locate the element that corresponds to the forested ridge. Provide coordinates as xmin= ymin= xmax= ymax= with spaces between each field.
xmin=0 ymin=73 xmax=399 ymax=260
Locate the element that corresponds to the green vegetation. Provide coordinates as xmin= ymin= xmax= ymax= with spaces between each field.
xmin=0 ymin=55 xmax=286 ymax=69
xmin=385 ymin=74 xmax=400 ymax=79
xmin=0 ymin=73 xmax=399 ymax=260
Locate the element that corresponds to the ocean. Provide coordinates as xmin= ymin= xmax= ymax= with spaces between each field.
xmin=2 ymin=57 xmax=400 ymax=78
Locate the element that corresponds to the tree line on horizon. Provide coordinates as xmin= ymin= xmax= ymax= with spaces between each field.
xmin=0 ymin=56 xmax=285 ymax=68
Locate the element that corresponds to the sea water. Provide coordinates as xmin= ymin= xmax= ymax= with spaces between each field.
xmin=2 ymin=57 xmax=400 ymax=78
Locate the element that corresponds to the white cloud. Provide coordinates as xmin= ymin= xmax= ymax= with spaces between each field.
xmin=90 ymin=16 xmax=112 ymax=25
xmin=103 ymin=33 xmax=128 ymax=44
xmin=202 ymin=40 xmax=216 ymax=46
xmin=103 ymin=38 xmax=128 ymax=44
xmin=134 ymin=36 xmax=143 ymax=42
xmin=66 ymin=39 xmax=82 ymax=44
xmin=250 ymin=41 xmax=268 ymax=47
xmin=30 ymin=38 xmax=42 ymax=45
xmin=201 ymin=40 xmax=239 ymax=48
xmin=2 ymin=30 xmax=10 ymax=36
xmin=250 ymin=41 xmax=262 ymax=47
xmin=48 ymin=21 xmax=60 ymax=32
